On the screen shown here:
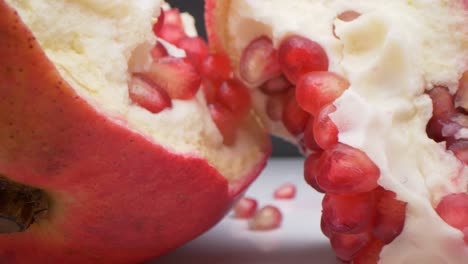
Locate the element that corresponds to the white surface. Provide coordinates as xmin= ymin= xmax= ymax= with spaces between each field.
xmin=153 ymin=158 xmax=337 ymax=264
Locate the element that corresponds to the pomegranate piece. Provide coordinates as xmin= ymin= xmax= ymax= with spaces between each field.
xmin=217 ymin=79 xmax=252 ymax=119
xmin=150 ymin=42 xmax=169 ymax=61
xmin=449 ymin=140 xmax=468 ymax=164
xmin=436 ymin=193 xmax=468 ymax=230
xmin=353 ymin=240 xmax=384 ymax=264
xmin=233 ymin=197 xmax=258 ymax=219
xmin=303 ymin=118 xmax=322 ymax=151
xmin=152 ymin=8 xmax=165 ymax=35
xmin=296 ymin=71 xmax=350 ymax=116
xmin=322 ymin=192 xmax=376 ymax=234
xmin=201 ymin=53 xmax=232 ymax=86
xmin=426 ymin=86 xmax=456 ymax=142
xmin=337 ymin=10 xmax=362 ymax=22
xmin=313 ymin=104 xmax=339 ymax=149
xmin=266 ymin=94 xmax=287 ymax=122
xmin=177 ymin=36 xmax=209 ymax=70
xmin=249 ymin=205 xmax=283 ymax=231
xmin=273 ymin=183 xmax=297 ymax=199
xmin=304 ymin=153 xmax=325 ymax=193
xmin=456 ymin=71 xmax=468 ymax=111
xmin=202 ymin=79 xmax=218 ymax=105
xmin=156 ymin=24 xmax=187 ymax=45
xmin=145 ymin=57 xmax=201 ymax=100
xmin=373 ymin=188 xmax=407 ymax=243
xmin=316 ymin=143 xmax=380 ymax=194
xmin=162 ymin=8 xmax=184 ymax=28
xmin=278 ymin=35 xmax=329 ymax=84
xmin=321 ymin=216 xmax=332 ymax=238
xmin=330 ymin=232 xmax=371 ymax=262
xmin=464 ymin=228 xmax=468 ymax=245
xmin=260 ymin=75 xmax=292 ymax=95
xmin=209 ymin=103 xmax=238 ymax=145
xmin=240 ymin=36 xmax=281 ymax=84
xmin=128 ymin=76 xmax=172 ymax=114
xmin=282 ymin=91 xmax=311 ymax=135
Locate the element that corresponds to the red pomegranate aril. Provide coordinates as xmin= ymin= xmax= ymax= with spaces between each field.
xmin=322 ymin=192 xmax=376 ymax=234
xmin=316 ymin=143 xmax=380 ymax=194
xmin=456 ymin=71 xmax=468 ymax=111
xmin=304 ymin=153 xmax=325 ymax=193
xmin=373 ymin=188 xmax=407 ymax=243
xmin=201 ymin=54 xmax=232 ymax=87
xmin=249 ymin=205 xmax=283 ymax=231
xmin=240 ymin=36 xmax=281 ymax=85
xmin=209 ymin=103 xmax=239 ymax=145
xmin=337 ymin=10 xmax=361 ymax=22
xmin=177 ymin=36 xmax=209 ymax=70
xmin=283 ymin=91 xmax=311 ymax=135
xmin=128 ymin=76 xmax=172 ymax=114
xmin=449 ymin=140 xmax=468 ymax=164
xmin=260 ymin=75 xmax=292 ymax=95
xmin=151 ymin=42 xmax=169 ymax=61
xmin=217 ymin=79 xmax=252 ymax=119
xmin=233 ymin=197 xmax=258 ymax=219
xmin=296 ymin=71 xmax=350 ymax=116
xmin=157 ymin=24 xmax=187 ymax=45
xmin=427 ymin=86 xmax=456 ymax=142
xmin=314 ymin=104 xmax=339 ymax=149
xmin=152 ymin=8 xmax=165 ymax=35
xmin=202 ymin=79 xmax=218 ymax=105
xmin=304 ymin=118 xmax=322 ymax=151
xmin=161 ymin=8 xmax=183 ymax=28
xmin=330 ymin=232 xmax=371 ymax=262
xmin=266 ymin=94 xmax=287 ymax=122
xmin=145 ymin=57 xmax=201 ymax=100
xmin=353 ymin=239 xmax=384 ymax=264
xmin=321 ymin=216 xmax=332 ymax=238
xmin=274 ymin=183 xmax=297 ymax=199
xmin=436 ymin=193 xmax=468 ymax=230
xmin=278 ymin=35 xmax=329 ymax=84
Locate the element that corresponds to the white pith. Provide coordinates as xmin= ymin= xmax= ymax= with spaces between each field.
xmin=5 ymin=0 xmax=266 ymax=182
xmin=223 ymin=0 xmax=468 ymax=263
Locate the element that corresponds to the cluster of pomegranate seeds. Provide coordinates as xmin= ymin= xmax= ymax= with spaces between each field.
xmin=273 ymin=183 xmax=297 ymax=199
xmin=233 ymin=197 xmax=258 ymax=219
xmin=436 ymin=193 xmax=468 ymax=244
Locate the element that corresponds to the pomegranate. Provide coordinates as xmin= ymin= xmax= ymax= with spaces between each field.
xmin=0 ymin=1 xmax=271 ymax=263
xmin=233 ymin=197 xmax=258 ymax=219
xmin=248 ymin=205 xmax=283 ymax=231
xmin=206 ymin=0 xmax=468 ymax=263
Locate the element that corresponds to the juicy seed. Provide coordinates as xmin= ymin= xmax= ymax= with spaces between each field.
xmin=304 ymin=118 xmax=322 ymax=151
xmin=151 ymin=42 xmax=169 ymax=61
xmin=234 ymin=197 xmax=258 ymax=219
xmin=177 ymin=37 xmax=209 ymax=70
xmin=330 ymin=232 xmax=370 ymax=262
xmin=316 ymin=143 xmax=380 ymax=194
xmin=201 ymin=54 xmax=232 ymax=87
xmin=217 ymin=79 xmax=252 ymax=119
xmin=296 ymin=71 xmax=350 ymax=116
xmin=304 ymin=153 xmax=325 ymax=193
xmin=313 ymin=104 xmax=339 ymax=149
xmin=156 ymin=24 xmax=187 ymax=45
xmin=274 ymin=183 xmax=297 ymax=199
xmin=240 ymin=36 xmax=282 ymax=85
xmin=278 ymin=35 xmax=329 ymax=84
xmin=249 ymin=205 xmax=283 ymax=231
xmin=152 ymin=8 xmax=165 ymax=35
xmin=282 ymin=91 xmax=311 ymax=135
xmin=128 ymin=76 xmax=172 ymax=114
xmin=260 ymin=75 xmax=292 ymax=95
xmin=426 ymin=86 xmax=456 ymax=142
xmin=353 ymin=240 xmax=384 ymax=264
xmin=266 ymin=94 xmax=287 ymax=122
xmin=436 ymin=193 xmax=468 ymax=231
xmin=455 ymin=71 xmax=468 ymax=111
xmin=322 ymin=192 xmax=376 ymax=234
xmin=209 ymin=103 xmax=239 ymax=145
xmin=449 ymin=140 xmax=468 ymax=164
xmin=321 ymin=216 xmax=332 ymax=238
xmin=145 ymin=57 xmax=201 ymax=100
xmin=337 ymin=10 xmax=362 ymax=22
xmin=161 ymin=8 xmax=184 ymax=28
xmin=202 ymin=79 xmax=218 ymax=105
xmin=373 ymin=188 xmax=407 ymax=243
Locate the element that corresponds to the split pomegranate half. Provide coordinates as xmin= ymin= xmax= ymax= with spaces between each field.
xmin=206 ymin=0 xmax=468 ymax=263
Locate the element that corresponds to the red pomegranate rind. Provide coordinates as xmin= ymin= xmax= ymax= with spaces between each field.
xmin=455 ymin=71 xmax=468 ymax=111
xmin=436 ymin=193 xmax=468 ymax=230
xmin=373 ymin=188 xmax=407 ymax=244
xmin=426 ymin=86 xmax=456 ymax=142
xmin=282 ymin=91 xmax=311 ymax=135
xmin=464 ymin=228 xmax=468 ymax=245
xmin=304 ymin=153 xmax=325 ymax=193
xmin=278 ymin=35 xmax=329 ymax=84
xmin=304 ymin=118 xmax=322 ymax=151
xmin=353 ymin=240 xmax=384 ymax=264
xmin=273 ymin=183 xmax=297 ymax=199
xmin=128 ymin=76 xmax=172 ymax=114
xmin=316 ymin=144 xmax=380 ymax=194
xmin=233 ymin=197 xmax=258 ymax=219
xmin=322 ymin=192 xmax=375 ymax=234
xmin=151 ymin=42 xmax=169 ymax=61
xmin=260 ymin=75 xmax=292 ymax=95
xmin=209 ymin=103 xmax=238 ymax=145
xmin=239 ymin=36 xmax=281 ymax=85
xmin=201 ymin=53 xmax=232 ymax=87
xmin=296 ymin=71 xmax=350 ymax=116
xmin=177 ymin=37 xmax=210 ymax=70
xmin=313 ymin=104 xmax=339 ymax=149
xmin=330 ymin=232 xmax=371 ymax=261
xmin=217 ymin=79 xmax=252 ymax=119
xmin=145 ymin=57 xmax=201 ymax=100
xmin=249 ymin=205 xmax=283 ymax=231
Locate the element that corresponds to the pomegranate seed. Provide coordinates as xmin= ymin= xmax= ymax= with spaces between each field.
xmin=436 ymin=193 xmax=468 ymax=230
xmin=449 ymin=140 xmax=468 ymax=164
xmin=266 ymin=94 xmax=287 ymax=122
xmin=322 ymin=192 xmax=376 ymax=234
xmin=278 ymin=35 xmax=329 ymax=84
xmin=274 ymin=183 xmax=297 ymax=199
xmin=296 ymin=71 xmax=350 ymax=116
xmin=303 ymin=118 xmax=322 ymax=151
xmin=373 ymin=188 xmax=407 ymax=243
xmin=128 ymin=76 xmax=172 ymax=114
xmin=145 ymin=57 xmax=201 ymax=100
xmin=157 ymin=24 xmax=187 ymax=45
xmin=282 ymin=91 xmax=310 ymax=135
xmin=330 ymin=232 xmax=370 ymax=261
xmin=321 ymin=216 xmax=332 ymax=238
xmin=426 ymin=86 xmax=456 ymax=142
xmin=240 ymin=36 xmax=281 ymax=84
xmin=316 ymin=143 xmax=380 ymax=194
xmin=217 ymin=79 xmax=252 ymax=119
xmin=233 ymin=197 xmax=258 ymax=219
xmin=456 ymin=71 xmax=468 ymax=111
xmin=249 ymin=205 xmax=283 ymax=231
xmin=313 ymin=104 xmax=339 ymax=149
xmin=260 ymin=75 xmax=292 ymax=95
xmin=177 ymin=37 xmax=209 ymax=70
xmin=152 ymin=8 xmax=165 ymax=35
xmin=201 ymin=54 xmax=232 ymax=87
xmin=161 ymin=8 xmax=183 ymax=28
xmin=209 ymin=103 xmax=238 ymax=145
xmin=202 ymin=79 xmax=218 ymax=105
xmin=304 ymin=153 xmax=325 ymax=193
xmin=337 ymin=11 xmax=361 ymax=22
xmin=353 ymin=239 xmax=384 ymax=264
xmin=150 ymin=42 xmax=169 ymax=61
